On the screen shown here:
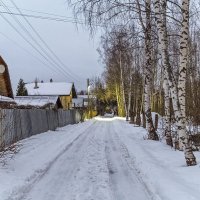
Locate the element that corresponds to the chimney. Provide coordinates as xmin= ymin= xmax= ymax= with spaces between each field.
xmin=34 ymin=78 xmax=39 ymax=89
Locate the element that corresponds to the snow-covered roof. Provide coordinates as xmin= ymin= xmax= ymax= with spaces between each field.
xmin=25 ymin=82 xmax=73 ymax=96
xmin=78 ymin=95 xmax=96 ymax=99
xmin=0 ymin=95 xmax=15 ymax=102
xmin=15 ymin=96 xmax=59 ymax=107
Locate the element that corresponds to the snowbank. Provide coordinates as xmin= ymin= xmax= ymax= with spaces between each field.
xmin=115 ymin=120 xmax=200 ymax=200
xmin=0 ymin=120 xmax=94 ymax=200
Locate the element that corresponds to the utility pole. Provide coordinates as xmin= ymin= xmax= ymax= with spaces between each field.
xmin=87 ymin=78 xmax=90 ymax=118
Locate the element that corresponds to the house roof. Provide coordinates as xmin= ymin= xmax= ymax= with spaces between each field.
xmin=0 ymin=95 xmax=15 ymax=102
xmin=25 ymin=82 xmax=73 ymax=96
xmin=78 ymin=95 xmax=96 ymax=99
xmin=15 ymin=95 xmax=60 ymax=107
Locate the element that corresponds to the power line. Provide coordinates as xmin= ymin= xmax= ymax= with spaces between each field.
xmin=0 ymin=11 xmax=133 ymax=27
xmin=0 ymin=4 xmax=84 ymax=22
xmin=0 ymin=14 xmax=65 ymax=78
xmin=0 ymin=31 xmax=62 ymax=77
xmin=9 ymin=0 xmax=81 ymax=81
xmin=0 ymin=4 xmax=122 ymax=27
xmin=0 ymin=0 xmax=79 ymax=81
xmin=0 ymin=11 xmax=95 ymax=25
xmin=0 ymin=4 xmax=68 ymax=16
xmin=0 ymin=8 xmax=69 ymax=79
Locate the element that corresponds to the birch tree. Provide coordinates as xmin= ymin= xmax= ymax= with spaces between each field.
xmin=100 ymin=28 xmax=134 ymax=117
xmin=153 ymin=0 xmax=174 ymax=146
xmin=177 ymin=0 xmax=196 ymax=166
xmin=137 ymin=0 xmax=159 ymax=140
xmin=153 ymin=0 xmax=196 ymax=165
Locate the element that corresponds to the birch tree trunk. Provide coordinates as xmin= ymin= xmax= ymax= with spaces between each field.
xmin=163 ymin=75 xmax=173 ymax=146
xmin=127 ymin=68 xmax=133 ymax=121
xmin=153 ymin=0 xmax=173 ymax=146
xmin=115 ymin=83 xmax=125 ymax=117
xmin=177 ymin=0 xmax=196 ymax=166
xmin=143 ymin=0 xmax=159 ymax=140
xmin=154 ymin=0 xmax=196 ymax=165
xmin=136 ymin=99 xmax=141 ymax=126
xmin=119 ymin=51 xmax=128 ymax=120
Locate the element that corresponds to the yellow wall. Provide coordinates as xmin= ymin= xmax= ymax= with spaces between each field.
xmin=60 ymin=93 xmax=72 ymax=110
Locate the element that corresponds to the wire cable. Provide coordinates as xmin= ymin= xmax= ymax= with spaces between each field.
xmin=0 ymin=9 xmax=68 ymax=79
xmin=9 ymin=0 xmax=82 ymax=81
xmin=0 ymin=31 xmax=64 ymax=77
xmin=0 ymin=0 xmax=79 ymax=81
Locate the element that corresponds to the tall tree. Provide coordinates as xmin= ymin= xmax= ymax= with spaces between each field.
xmin=16 ymin=78 xmax=28 ymax=96
xmin=137 ymin=0 xmax=159 ymax=140
xmin=153 ymin=0 xmax=175 ymax=146
xmin=177 ymin=0 xmax=196 ymax=165
xmin=153 ymin=0 xmax=196 ymax=165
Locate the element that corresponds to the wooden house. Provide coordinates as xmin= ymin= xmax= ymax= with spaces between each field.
xmin=25 ymin=81 xmax=77 ymax=110
xmin=0 ymin=56 xmax=13 ymax=98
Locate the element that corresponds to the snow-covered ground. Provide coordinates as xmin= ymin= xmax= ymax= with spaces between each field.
xmin=0 ymin=117 xmax=200 ymax=200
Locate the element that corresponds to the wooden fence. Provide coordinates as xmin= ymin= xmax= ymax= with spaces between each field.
xmin=0 ymin=109 xmax=81 ymax=150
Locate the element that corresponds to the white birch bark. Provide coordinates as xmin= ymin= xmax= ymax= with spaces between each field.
xmin=127 ymin=68 xmax=133 ymax=121
xmin=177 ymin=0 xmax=196 ymax=165
xmin=154 ymin=0 xmax=196 ymax=165
xmin=153 ymin=0 xmax=174 ymax=146
xmin=143 ymin=0 xmax=159 ymax=140
xmin=163 ymin=75 xmax=173 ymax=146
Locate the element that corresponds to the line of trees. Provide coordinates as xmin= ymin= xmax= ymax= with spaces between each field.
xmin=68 ymin=0 xmax=200 ymax=166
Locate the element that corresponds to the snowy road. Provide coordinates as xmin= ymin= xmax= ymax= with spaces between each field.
xmin=1 ymin=117 xmax=200 ymax=200
xmin=105 ymin=122 xmax=152 ymax=200
xmin=1 ymin=118 xmax=153 ymax=200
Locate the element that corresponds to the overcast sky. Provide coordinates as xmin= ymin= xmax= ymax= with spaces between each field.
xmin=0 ymin=0 xmax=103 ymax=94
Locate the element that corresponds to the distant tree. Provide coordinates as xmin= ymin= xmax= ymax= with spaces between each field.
xmin=16 ymin=78 xmax=28 ymax=96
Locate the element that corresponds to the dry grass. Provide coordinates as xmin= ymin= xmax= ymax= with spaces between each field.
xmin=0 ymin=143 xmax=22 ymax=166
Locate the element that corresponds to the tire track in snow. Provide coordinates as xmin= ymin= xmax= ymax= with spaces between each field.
xmin=6 ymin=120 xmax=97 ymax=200
xmin=105 ymin=121 xmax=154 ymax=200
xmin=111 ymin=121 xmax=161 ymax=200
xmin=67 ymin=121 xmax=113 ymax=200
xmin=23 ymin=120 xmax=111 ymax=200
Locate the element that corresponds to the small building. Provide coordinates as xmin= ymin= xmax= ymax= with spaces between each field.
xmin=0 ymin=56 xmax=13 ymax=98
xmin=15 ymin=96 xmax=63 ymax=109
xmin=25 ymin=81 xmax=77 ymax=110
